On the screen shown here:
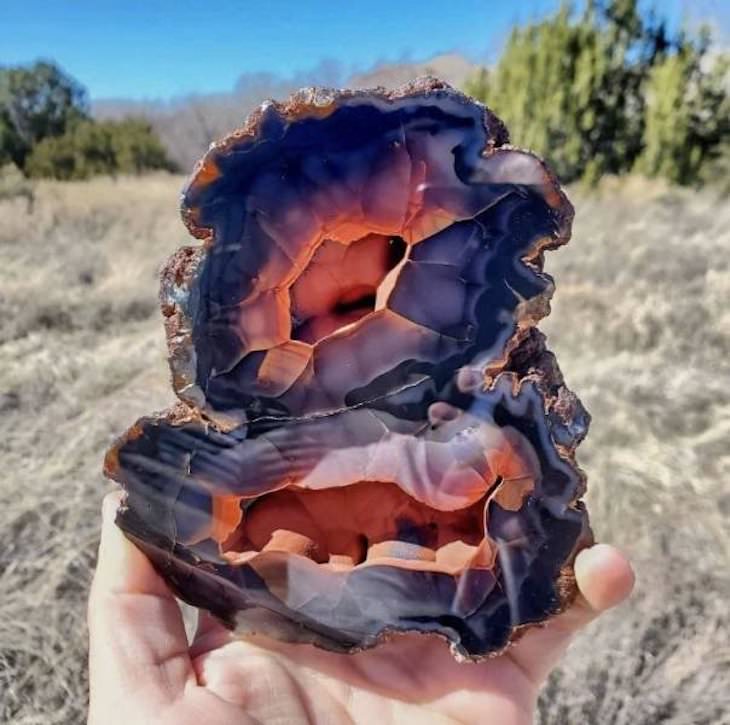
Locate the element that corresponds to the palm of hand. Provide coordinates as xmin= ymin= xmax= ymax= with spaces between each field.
xmin=184 ymin=623 xmax=540 ymax=724
xmin=88 ymin=494 xmax=633 ymax=725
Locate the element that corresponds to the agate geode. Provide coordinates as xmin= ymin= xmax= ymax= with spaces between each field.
xmin=104 ymin=77 xmax=592 ymax=660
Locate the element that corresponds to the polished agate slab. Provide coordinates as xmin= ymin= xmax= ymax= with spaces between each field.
xmin=104 ymin=78 xmax=591 ymax=660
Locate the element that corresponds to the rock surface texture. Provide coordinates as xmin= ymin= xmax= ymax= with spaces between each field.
xmin=104 ymin=77 xmax=592 ymax=660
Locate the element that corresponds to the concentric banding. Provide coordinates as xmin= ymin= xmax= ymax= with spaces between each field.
xmin=174 ymin=80 xmax=569 ymax=421
xmin=105 ymin=78 xmax=591 ymax=660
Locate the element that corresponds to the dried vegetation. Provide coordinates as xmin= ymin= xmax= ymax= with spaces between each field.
xmin=0 ymin=174 xmax=727 ymax=723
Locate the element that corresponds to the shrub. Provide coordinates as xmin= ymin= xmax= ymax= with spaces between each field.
xmin=109 ymin=118 xmax=175 ymax=174
xmin=25 ymin=117 xmax=176 ymax=180
xmin=464 ymin=0 xmax=730 ymax=187
xmin=637 ymin=46 xmax=730 ymax=185
xmin=1 ymin=62 xmax=175 ymax=179
xmin=0 ymin=61 xmax=87 ymax=171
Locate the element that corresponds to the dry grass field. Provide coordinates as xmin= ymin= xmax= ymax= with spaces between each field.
xmin=0 ymin=173 xmax=728 ymax=723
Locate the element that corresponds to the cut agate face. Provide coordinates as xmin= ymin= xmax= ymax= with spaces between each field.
xmin=104 ymin=77 xmax=591 ymax=660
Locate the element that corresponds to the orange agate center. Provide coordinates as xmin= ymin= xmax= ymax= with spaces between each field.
xmin=221 ymin=480 xmax=498 ymax=575
xmin=290 ymin=234 xmax=407 ymax=344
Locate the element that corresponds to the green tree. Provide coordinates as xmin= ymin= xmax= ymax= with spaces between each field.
xmin=464 ymin=0 xmax=727 ymax=186
xmin=0 ymin=61 xmax=88 ymax=171
xmin=108 ymin=118 xmax=174 ymax=174
xmin=637 ymin=39 xmax=730 ymax=184
xmin=25 ymin=117 xmax=175 ymax=180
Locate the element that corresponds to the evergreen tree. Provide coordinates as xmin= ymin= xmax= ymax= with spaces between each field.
xmin=25 ymin=118 xmax=175 ymax=180
xmin=464 ymin=0 xmax=727 ymax=186
xmin=0 ymin=61 xmax=88 ymax=171
xmin=638 ymin=37 xmax=730 ymax=184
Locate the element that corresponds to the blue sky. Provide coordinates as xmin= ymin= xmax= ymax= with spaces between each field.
xmin=2 ymin=0 xmax=728 ymax=100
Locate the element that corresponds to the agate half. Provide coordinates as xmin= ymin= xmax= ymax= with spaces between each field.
xmin=104 ymin=77 xmax=592 ymax=660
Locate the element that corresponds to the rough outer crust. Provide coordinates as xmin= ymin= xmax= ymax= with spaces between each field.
xmin=181 ymin=76 xmax=511 ymax=240
xmin=104 ymin=77 xmax=592 ymax=660
xmin=162 ymin=77 xmax=572 ymax=416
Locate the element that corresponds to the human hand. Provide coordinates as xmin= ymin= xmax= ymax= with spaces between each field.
xmin=88 ymin=492 xmax=634 ymax=724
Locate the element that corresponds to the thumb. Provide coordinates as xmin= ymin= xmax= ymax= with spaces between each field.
xmin=88 ymin=491 xmax=195 ymax=708
xmin=506 ymin=543 xmax=635 ymax=685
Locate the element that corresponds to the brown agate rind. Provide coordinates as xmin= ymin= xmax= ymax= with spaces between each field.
xmin=104 ymin=77 xmax=592 ymax=660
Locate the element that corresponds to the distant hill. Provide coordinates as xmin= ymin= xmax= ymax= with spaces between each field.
xmin=348 ymin=53 xmax=478 ymax=89
xmin=93 ymin=53 xmax=480 ymax=171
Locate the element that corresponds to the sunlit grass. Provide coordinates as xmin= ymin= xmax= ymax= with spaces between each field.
xmin=0 ymin=174 xmax=728 ymax=723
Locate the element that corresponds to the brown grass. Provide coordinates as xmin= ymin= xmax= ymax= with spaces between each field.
xmin=0 ymin=174 xmax=728 ymax=723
